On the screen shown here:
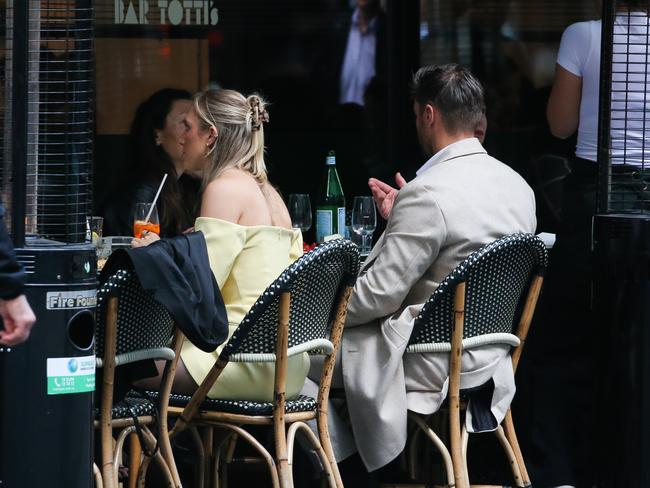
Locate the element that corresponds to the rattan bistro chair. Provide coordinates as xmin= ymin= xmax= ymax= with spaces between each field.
xmin=405 ymin=233 xmax=547 ymax=488
xmin=162 ymin=239 xmax=360 ymax=488
xmin=95 ymin=269 xmax=183 ymax=488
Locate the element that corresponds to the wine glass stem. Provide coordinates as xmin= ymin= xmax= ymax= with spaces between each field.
xmin=361 ymin=234 xmax=371 ymax=253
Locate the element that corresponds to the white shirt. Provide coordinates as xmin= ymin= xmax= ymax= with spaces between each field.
xmin=339 ymin=9 xmax=377 ymax=105
xmin=558 ymin=13 xmax=650 ymax=165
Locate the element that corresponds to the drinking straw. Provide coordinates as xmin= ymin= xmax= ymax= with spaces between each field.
xmin=144 ymin=173 xmax=168 ymax=223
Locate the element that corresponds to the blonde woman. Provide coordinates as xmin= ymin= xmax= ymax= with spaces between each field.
xmin=171 ymin=89 xmax=308 ymax=401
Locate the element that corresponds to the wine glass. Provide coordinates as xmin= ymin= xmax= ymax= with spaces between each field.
xmin=352 ymin=196 xmax=376 ymax=254
xmin=287 ymin=194 xmax=312 ymax=233
xmin=133 ymin=203 xmax=160 ymax=238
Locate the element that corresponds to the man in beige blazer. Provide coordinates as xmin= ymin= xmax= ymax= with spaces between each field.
xmin=340 ymin=64 xmax=537 ymax=471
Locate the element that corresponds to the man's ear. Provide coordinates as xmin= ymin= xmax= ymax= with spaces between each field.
xmin=425 ymin=104 xmax=436 ymax=127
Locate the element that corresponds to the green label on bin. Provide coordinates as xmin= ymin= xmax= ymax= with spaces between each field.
xmin=46 ymin=355 xmax=95 ymax=395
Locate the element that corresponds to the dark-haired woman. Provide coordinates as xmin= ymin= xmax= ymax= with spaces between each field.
xmin=100 ymin=88 xmax=200 ymax=239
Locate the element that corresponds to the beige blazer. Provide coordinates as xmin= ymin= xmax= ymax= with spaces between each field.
xmin=341 ymin=138 xmax=537 ymax=471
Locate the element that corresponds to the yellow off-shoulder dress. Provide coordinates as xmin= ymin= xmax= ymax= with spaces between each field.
xmin=180 ymin=217 xmax=310 ymax=401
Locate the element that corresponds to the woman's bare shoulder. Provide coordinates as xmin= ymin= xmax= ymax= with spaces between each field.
xmin=204 ymin=169 xmax=259 ymax=197
xmin=261 ymin=183 xmax=292 ymax=228
xmin=221 ymin=167 xmax=259 ymax=185
xmin=201 ymin=170 xmax=260 ymax=221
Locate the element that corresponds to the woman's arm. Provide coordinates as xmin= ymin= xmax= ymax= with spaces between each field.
xmin=547 ymin=64 xmax=582 ymax=139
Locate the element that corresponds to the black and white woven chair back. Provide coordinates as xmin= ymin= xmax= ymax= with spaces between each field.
xmin=407 ymin=233 xmax=548 ymax=352
xmin=95 ymin=269 xmax=175 ymax=358
xmin=221 ymin=239 xmax=360 ymax=361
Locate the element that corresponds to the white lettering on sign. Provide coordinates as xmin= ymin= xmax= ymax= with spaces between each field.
xmin=114 ymin=0 xmax=219 ymax=26
xmin=46 ymin=290 xmax=97 ymax=310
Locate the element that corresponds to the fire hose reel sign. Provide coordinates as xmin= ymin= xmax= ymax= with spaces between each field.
xmin=46 ymin=290 xmax=97 ymax=310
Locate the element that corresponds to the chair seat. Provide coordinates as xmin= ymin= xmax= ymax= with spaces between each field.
xmin=142 ymin=390 xmax=317 ymax=416
xmin=95 ymin=396 xmax=156 ymax=420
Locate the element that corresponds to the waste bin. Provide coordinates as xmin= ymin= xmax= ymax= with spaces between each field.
xmin=0 ymin=242 xmax=96 ymax=487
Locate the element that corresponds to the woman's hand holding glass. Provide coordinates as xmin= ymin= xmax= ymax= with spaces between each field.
xmin=287 ymin=194 xmax=312 ymax=233
xmin=352 ymin=196 xmax=377 ymax=254
xmin=131 ymin=232 xmax=160 ymax=248
xmin=132 ymin=202 xmax=161 ymax=247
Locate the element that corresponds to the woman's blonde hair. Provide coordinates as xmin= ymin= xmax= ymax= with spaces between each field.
xmin=193 ymin=89 xmax=269 ymax=186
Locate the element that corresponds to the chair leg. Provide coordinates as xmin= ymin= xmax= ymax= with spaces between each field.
xmin=212 ymin=446 xmax=220 ymax=488
xmin=220 ymin=433 xmax=239 ymax=488
xmin=135 ymin=427 xmax=175 ymax=488
xmin=202 ymin=427 xmax=215 ymax=488
xmin=502 ymin=410 xmax=531 ymax=487
xmin=449 ymin=282 xmax=469 ymax=488
xmin=287 ymin=421 xmax=337 ymax=488
xmin=158 ymin=419 xmax=181 ymax=488
xmin=112 ymin=426 xmax=136 ymax=483
xmin=205 ymin=422 xmax=280 ymax=488
xmin=449 ymin=404 xmax=469 ymax=488
xmin=189 ymin=426 xmax=206 ymax=488
xmin=407 ymin=423 xmax=422 ymax=480
xmin=129 ymin=432 xmax=142 ymax=488
xmin=94 ymin=463 xmax=104 ymax=488
xmin=408 ymin=412 xmax=455 ymax=488
xmin=209 ymin=427 xmax=235 ymax=488
xmin=461 ymin=424 xmax=469 ymax=485
xmin=101 ymin=297 xmax=119 ymax=488
xmin=101 ymin=434 xmax=118 ymax=488
xmin=317 ymin=410 xmax=344 ymax=488
xmin=494 ymin=425 xmax=524 ymax=487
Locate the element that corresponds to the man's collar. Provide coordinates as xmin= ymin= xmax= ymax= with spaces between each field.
xmin=415 ymin=137 xmax=486 ymax=177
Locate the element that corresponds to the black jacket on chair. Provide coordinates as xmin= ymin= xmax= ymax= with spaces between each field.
xmin=101 ymin=231 xmax=228 ymax=352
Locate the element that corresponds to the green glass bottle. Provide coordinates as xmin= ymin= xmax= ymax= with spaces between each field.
xmin=316 ymin=150 xmax=346 ymax=242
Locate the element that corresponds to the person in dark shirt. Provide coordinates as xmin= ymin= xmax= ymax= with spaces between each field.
xmin=100 ymin=88 xmax=201 ymax=239
xmin=0 ymin=207 xmax=36 ymax=346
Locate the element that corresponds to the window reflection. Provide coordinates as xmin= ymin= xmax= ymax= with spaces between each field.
xmin=93 ymin=1 xmax=392 ymax=232
xmin=420 ymin=0 xmax=599 ymax=231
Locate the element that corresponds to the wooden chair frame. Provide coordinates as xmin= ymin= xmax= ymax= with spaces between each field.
xmin=95 ymin=294 xmax=184 ymax=488
xmin=168 ymin=285 xmax=354 ymax=488
xmin=409 ymin=273 xmax=544 ymax=488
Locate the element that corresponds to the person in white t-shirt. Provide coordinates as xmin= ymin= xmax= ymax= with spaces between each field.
xmin=519 ymin=3 xmax=649 ymax=488
xmin=548 ymin=4 xmax=650 ymax=168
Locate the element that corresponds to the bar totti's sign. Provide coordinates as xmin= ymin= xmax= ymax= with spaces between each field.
xmin=114 ymin=0 xmax=219 ymax=26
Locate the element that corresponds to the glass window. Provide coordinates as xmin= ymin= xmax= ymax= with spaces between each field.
xmin=420 ymin=0 xmax=599 ymax=231
xmin=94 ymin=0 xmax=392 ymax=236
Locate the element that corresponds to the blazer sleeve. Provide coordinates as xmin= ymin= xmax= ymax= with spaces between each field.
xmin=345 ymin=183 xmax=446 ymax=327
xmin=0 ymin=207 xmax=25 ymax=300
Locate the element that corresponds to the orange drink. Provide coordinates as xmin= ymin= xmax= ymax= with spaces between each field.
xmin=133 ymin=202 xmax=160 ymax=238
xmin=133 ymin=220 xmax=160 ymax=238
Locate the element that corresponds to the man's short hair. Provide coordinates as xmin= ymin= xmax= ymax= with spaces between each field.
xmin=411 ymin=64 xmax=485 ymax=135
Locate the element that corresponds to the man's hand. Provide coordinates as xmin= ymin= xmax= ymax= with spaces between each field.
xmin=0 ymin=294 xmax=36 ymax=346
xmin=368 ymin=172 xmax=407 ymax=220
